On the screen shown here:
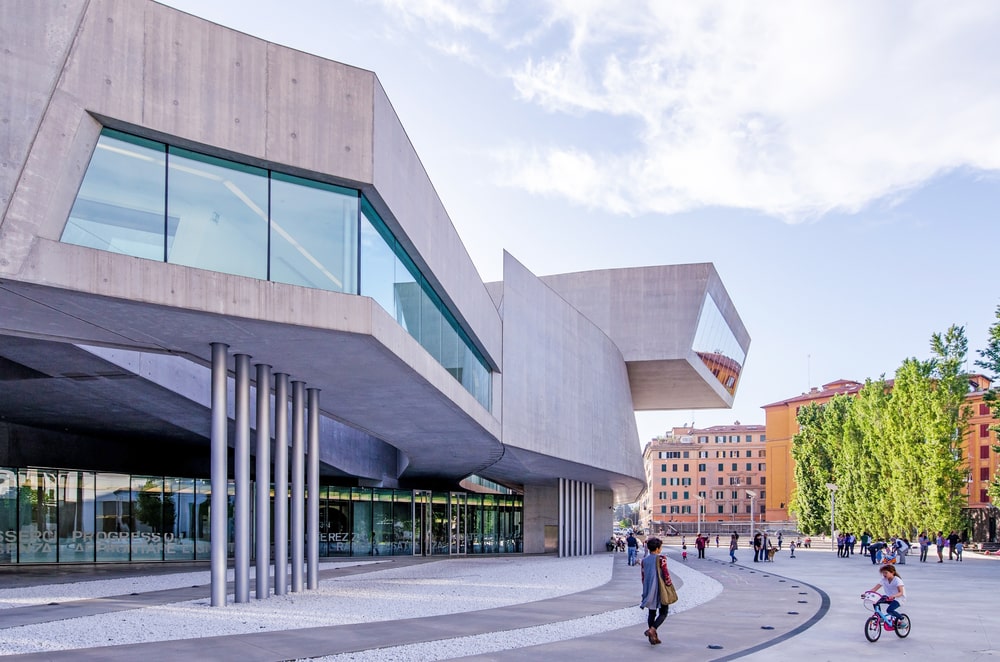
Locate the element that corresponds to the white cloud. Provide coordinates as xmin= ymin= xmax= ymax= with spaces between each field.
xmin=377 ymin=0 xmax=1000 ymax=222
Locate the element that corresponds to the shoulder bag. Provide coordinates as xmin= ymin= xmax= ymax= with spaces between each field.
xmin=656 ymin=554 xmax=678 ymax=605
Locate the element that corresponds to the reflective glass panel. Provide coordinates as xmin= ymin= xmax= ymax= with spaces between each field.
xmin=270 ymin=174 xmax=358 ymax=293
xmin=351 ymin=488 xmax=372 ymax=556
xmin=692 ymin=293 xmax=746 ymax=395
xmin=18 ymin=469 xmax=58 ymax=563
xmin=359 ymin=200 xmax=397 ymax=316
xmin=392 ymin=491 xmax=413 ymax=556
xmin=58 ymin=471 xmax=95 ymax=562
xmin=0 ymin=468 xmax=16 ymax=563
xmin=431 ymin=493 xmax=449 ymax=555
xmin=95 ymin=473 xmax=132 ymax=562
xmin=192 ymin=478 xmax=211 ymax=559
xmin=62 ymin=130 xmax=167 ymax=260
xmin=481 ymin=494 xmax=497 ymax=554
xmin=165 ymin=477 xmax=196 ymax=561
xmin=326 ymin=487 xmax=351 ymax=556
xmin=166 ymin=148 xmax=268 ymax=279
xmin=372 ymin=488 xmax=393 ymax=557
xmin=131 ymin=476 xmax=165 ymax=561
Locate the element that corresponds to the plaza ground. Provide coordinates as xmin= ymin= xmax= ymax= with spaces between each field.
xmin=0 ymin=540 xmax=996 ymax=660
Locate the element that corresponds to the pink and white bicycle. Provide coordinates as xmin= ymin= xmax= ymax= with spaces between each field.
xmin=861 ymin=591 xmax=911 ymax=642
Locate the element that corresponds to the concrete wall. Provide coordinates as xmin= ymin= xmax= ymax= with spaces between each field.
xmin=500 ymin=253 xmax=643 ymax=481
xmin=0 ymin=0 xmax=500 ymax=388
xmin=522 ymin=483 xmax=558 ymax=554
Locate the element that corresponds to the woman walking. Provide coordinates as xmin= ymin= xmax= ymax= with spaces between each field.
xmin=729 ymin=532 xmax=739 ymax=563
xmin=640 ymin=537 xmax=673 ymax=645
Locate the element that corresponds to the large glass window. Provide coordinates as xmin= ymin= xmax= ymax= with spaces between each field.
xmin=270 ymin=174 xmax=358 ymax=293
xmin=131 ymin=476 xmax=165 ymax=561
xmin=372 ymin=488 xmax=394 ymax=557
xmin=95 ymin=473 xmax=133 ymax=562
xmin=192 ymin=478 xmax=212 ymax=559
xmin=18 ymin=469 xmax=58 ymax=563
xmin=0 ymin=468 xmax=16 ymax=563
xmin=351 ymin=488 xmax=373 ymax=556
xmin=165 ymin=477 xmax=197 ymax=561
xmin=692 ymin=293 xmax=746 ymax=395
xmin=167 ymin=149 xmax=268 ymax=279
xmin=58 ymin=471 xmax=95 ymax=563
xmin=65 ymin=130 xmax=492 ymax=410
xmin=62 ymin=131 xmax=167 ymax=260
xmin=325 ymin=487 xmax=352 ymax=556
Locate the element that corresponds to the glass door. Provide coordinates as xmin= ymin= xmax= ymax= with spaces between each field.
xmin=413 ymin=490 xmax=430 ymax=556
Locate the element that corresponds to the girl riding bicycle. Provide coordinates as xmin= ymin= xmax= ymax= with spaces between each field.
xmin=864 ymin=564 xmax=905 ymax=622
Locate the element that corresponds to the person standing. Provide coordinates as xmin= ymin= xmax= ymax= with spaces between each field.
xmin=729 ymin=532 xmax=739 ymax=563
xmin=640 ymin=537 xmax=672 ymax=645
xmin=753 ymin=532 xmax=762 ymax=562
xmin=947 ymin=530 xmax=960 ymax=560
xmin=626 ymin=532 xmax=639 ymax=566
xmin=777 ymin=532 xmax=783 ymax=550
xmin=695 ymin=533 xmax=706 ymax=559
xmin=918 ymin=532 xmax=929 ymax=563
xmin=716 ymin=534 xmax=720 ymax=548
xmin=860 ymin=531 xmax=871 ymax=557
xmin=936 ymin=531 xmax=945 ymax=563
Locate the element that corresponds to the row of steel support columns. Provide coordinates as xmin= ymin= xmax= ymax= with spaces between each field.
xmin=558 ymin=478 xmax=594 ymax=557
xmin=210 ymin=343 xmax=321 ymax=607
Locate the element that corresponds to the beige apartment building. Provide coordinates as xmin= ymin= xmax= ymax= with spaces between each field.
xmin=640 ymin=424 xmax=767 ymax=535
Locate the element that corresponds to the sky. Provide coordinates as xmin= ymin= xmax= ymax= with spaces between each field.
xmin=159 ymin=0 xmax=1000 ymax=444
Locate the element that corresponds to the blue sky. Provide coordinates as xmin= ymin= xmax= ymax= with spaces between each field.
xmin=160 ymin=0 xmax=1000 ymax=443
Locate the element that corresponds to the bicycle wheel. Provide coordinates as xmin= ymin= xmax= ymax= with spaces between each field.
xmin=865 ymin=615 xmax=882 ymax=642
xmin=894 ymin=614 xmax=911 ymax=638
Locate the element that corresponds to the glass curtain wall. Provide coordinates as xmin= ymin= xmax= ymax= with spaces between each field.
xmin=62 ymin=129 xmax=490 ymax=409
xmin=0 ymin=467 xmax=522 ymax=564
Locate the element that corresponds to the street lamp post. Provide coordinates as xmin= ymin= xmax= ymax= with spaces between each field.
xmin=745 ymin=490 xmax=757 ymax=542
xmin=696 ymin=495 xmax=704 ymax=538
xmin=826 ymin=483 xmax=839 ymax=553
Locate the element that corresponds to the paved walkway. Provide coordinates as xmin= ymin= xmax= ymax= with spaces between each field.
xmin=1 ymin=543 xmax=997 ymax=660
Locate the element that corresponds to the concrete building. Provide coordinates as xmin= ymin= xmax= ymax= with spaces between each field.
xmin=0 ymin=0 xmax=749 ymax=586
xmin=640 ymin=424 xmax=766 ymax=535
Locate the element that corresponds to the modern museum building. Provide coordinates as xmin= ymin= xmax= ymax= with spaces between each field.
xmin=0 ymin=0 xmax=749 ymax=592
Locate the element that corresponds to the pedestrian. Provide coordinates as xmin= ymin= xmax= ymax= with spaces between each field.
xmin=729 ymin=532 xmax=738 ymax=563
xmin=789 ymin=540 xmax=796 ymax=558
xmin=864 ymin=564 xmax=906 ymax=625
xmin=716 ymin=534 xmax=720 ymax=548
xmin=918 ymin=532 xmax=929 ymax=563
xmin=753 ymin=532 xmax=762 ymax=562
xmin=681 ymin=544 xmax=688 ymax=561
xmin=640 ymin=537 xmax=672 ymax=645
xmin=860 ymin=531 xmax=871 ymax=557
xmin=695 ymin=533 xmax=706 ymax=559
xmin=936 ymin=531 xmax=945 ymax=563
xmin=947 ymin=530 xmax=960 ymax=560
xmin=955 ymin=539 xmax=964 ymax=561
xmin=626 ymin=531 xmax=639 ymax=566
xmin=848 ymin=532 xmax=856 ymax=556
xmin=777 ymin=532 xmax=783 ymax=550
xmin=837 ymin=533 xmax=845 ymax=558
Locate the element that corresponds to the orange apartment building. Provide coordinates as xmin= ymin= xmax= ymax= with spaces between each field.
xmin=763 ymin=377 xmax=1000 ymax=542
xmin=641 ymin=424 xmax=767 ymax=535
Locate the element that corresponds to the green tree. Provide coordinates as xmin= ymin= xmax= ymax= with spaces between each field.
xmin=789 ymin=402 xmax=837 ymax=534
xmin=975 ymin=305 xmax=1000 ymax=502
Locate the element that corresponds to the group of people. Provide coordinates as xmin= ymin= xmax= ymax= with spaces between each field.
xmin=858 ymin=529 xmax=968 ymax=565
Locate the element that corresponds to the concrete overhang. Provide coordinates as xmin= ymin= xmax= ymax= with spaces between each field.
xmin=0 ymin=264 xmax=502 ymax=481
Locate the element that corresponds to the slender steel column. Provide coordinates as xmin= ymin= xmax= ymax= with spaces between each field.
xmin=234 ymin=354 xmax=251 ymax=603
xmin=306 ymin=387 xmax=320 ymax=590
xmin=290 ymin=380 xmax=305 ymax=592
xmin=273 ymin=373 xmax=289 ymax=596
xmin=255 ymin=363 xmax=272 ymax=599
xmin=209 ymin=342 xmax=229 ymax=607
xmin=558 ymin=478 xmax=565 ymax=558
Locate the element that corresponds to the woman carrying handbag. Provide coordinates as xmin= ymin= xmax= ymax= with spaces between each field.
xmin=640 ymin=537 xmax=677 ymax=645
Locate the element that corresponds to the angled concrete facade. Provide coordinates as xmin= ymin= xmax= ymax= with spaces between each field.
xmin=0 ymin=0 xmax=749 ymax=570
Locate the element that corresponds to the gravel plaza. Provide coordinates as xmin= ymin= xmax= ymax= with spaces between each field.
xmin=0 ymin=540 xmax=996 ymax=660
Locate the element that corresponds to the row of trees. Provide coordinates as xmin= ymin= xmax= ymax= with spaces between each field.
xmin=790 ymin=308 xmax=1000 ymax=539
